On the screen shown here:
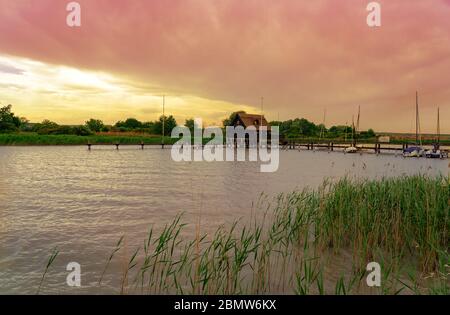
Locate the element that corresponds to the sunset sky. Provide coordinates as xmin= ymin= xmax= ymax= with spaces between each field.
xmin=0 ymin=0 xmax=449 ymax=133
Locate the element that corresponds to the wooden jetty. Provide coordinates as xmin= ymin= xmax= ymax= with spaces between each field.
xmin=282 ymin=140 xmax=449 ymax=156
xmin=85 ymin=140 xmax=449 ymax=158
xmin=87 ymin=142 xmax=164 ymax=150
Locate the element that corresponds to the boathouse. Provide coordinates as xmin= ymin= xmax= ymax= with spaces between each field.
xmin=229 ymin=113 xmax=270 ymax=146
xmin=231 ymin=113 xmax=269 ymax=130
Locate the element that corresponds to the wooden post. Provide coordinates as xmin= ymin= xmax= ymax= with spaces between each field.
xmin=331 ymin=142 xmax=334 ymax=151
xmin=115 ymin=143 xmax=119 ymax=150
xmin=162 ymin=95 xmax=165 ymax=149
xmin=87 ymin=142 xmax=91 ymax=151
xmin=141 ymin=141 xmax=144 ymax=150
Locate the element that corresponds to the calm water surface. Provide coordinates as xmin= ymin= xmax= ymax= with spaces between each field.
xmin=0 ymin=146 xmax=447 ymax=294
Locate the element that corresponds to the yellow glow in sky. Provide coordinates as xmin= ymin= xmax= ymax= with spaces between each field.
xmin=0 ymin=55 xmax=258 ymax=126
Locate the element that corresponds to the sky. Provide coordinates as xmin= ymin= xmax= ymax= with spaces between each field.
xmin=0 ymin=0 xmax=449 ymax=133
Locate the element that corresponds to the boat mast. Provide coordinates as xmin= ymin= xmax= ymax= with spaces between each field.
xmin=344 ymin=121 xmax=348 ymax=142
xmin=260 ymin=96 xmax=264 ymax=145
xmin=320 ymin=108 xmax=326 ymax=139
xmin=415 ymin=91 xmax=422 ymax=146
xmin=352 ymin=115 xmax=355 ymax=146
xmin=415 ymin=92 xmax=418 ymax=145
xmin=356 ymin=105 xmax=360 ymax=135
xmin=437 ymin=107 xmax=440 ymax=143
xmin=162 ymin=95 xmax=165 ymax=148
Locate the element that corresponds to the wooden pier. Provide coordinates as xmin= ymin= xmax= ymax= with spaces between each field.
xmin=87 ymin=142 xmax=166 ymax=150
xmin=85 ymin=140 xmax=449 ymax=158
xmin=282 ymin=140 xmax=449 ymax=155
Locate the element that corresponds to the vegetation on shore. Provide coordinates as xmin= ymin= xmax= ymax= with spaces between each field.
xmin=1 ymin=105 xmax=447 ymax=145
xmin=0 ymin=133 xmax=177 ymax=146
xmin=39 ymin=175 xmax=449 ymax=295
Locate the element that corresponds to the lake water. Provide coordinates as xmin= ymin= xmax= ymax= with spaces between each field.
xmin=0 ymin=146 xmax=447 ymax=294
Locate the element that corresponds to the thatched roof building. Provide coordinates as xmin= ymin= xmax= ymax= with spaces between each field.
xmin=230 ymin=113 xmax=269 ymax=130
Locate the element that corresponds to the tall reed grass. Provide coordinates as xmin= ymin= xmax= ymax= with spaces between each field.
xmin=42 ymin=175 xmax=449 ymax=294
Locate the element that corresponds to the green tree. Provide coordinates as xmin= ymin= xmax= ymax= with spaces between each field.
xmin=33 ymin=119 xmax=59 ymax=134
xmin=115 ymin=118 xmax=143 ymax=130
xmin=0 ymin=104 xmax=22 ymax=132
xmin=73 ymin=125 xmax=93 ymax=136
xmin=222 ymin=111 xmax=246 ymax=127
xmin=360 ymin=128 xmax=376 ymax=139
xmin=185 ymin=118 xmax=195 ymax=133
xmin=85 ymin=119 xmax=104 ymax=132
xmin=154 ymin=115 xmax=177 ymax=135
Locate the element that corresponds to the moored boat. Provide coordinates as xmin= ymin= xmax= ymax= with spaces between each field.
xmin=403 ymin=146 xmax=423 ymax=158
xmin=424 ymin=148 xmax=441 ymax=159
xmin=403 ymin=92 xmax=424 ymax=158
xmin=425 ymin=144 xmax=447 ymax=159
xmin=425 ymin=108 xmax=445 ymax=159
xmin=345 ymin=146 xmax=358 ymax=153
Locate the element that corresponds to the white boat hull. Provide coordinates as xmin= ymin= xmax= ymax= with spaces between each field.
xmin=344 ymin=146 xmax=358 ymax=153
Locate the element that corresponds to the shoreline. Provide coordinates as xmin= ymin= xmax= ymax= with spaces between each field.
xmin=1 ymin=133 xmax=449 ymax=148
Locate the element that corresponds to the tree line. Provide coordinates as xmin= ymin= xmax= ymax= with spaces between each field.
xmin=0 ymin=105 xmax=375 ymax=139
xmin=223 ymin=111 xmax=376 ymax=140
xmin=0 ymin=104 xmax=179 ymax=136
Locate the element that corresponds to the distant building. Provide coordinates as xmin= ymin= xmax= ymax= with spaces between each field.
xmin=378 ymin=136 xmax=390 ymax=143
xmin=230 ymin=113 xmax=269 ymax=130
xmin=229 ymin=113 xmax=270 ymax=146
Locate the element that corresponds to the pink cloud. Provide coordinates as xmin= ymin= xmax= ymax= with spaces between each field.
xmin=0 ymin=0 xmax=449 ymax=132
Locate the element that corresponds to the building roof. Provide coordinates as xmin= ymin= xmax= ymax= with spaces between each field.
xmin=232 ymin=113 xmax=269 ymax=130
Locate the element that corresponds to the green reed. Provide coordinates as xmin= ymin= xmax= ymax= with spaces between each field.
xmin=115 ymin=175 xmax=447 ymax=294
xmin=40 ymin=175 xmax=448 ymax=294
xmin=37 ymin=247 xmax=59 ymax=295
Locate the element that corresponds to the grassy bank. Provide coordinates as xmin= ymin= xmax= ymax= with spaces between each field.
xmin=2 ymin=132 xmax=450 ymax=146
xmin=39 ymin=175 xmax=448 ymax=295
xmin=286 ymin=136 xmax=450 ymax=146
xmin=0 ymin=133 xmax=177 ymax=146
xmin=0 ymin=133 xmax=217 ymax=146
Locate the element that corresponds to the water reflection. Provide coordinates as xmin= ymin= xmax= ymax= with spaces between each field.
xmin=0 ymin=146 xmax=447 ymax=293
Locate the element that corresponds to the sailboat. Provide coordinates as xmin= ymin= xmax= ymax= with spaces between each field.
xmin=345 ymin=109 xmax=359 ymax=154
xmin=317 ymin=108 xmax=329 ymax=151
xmin=425 ymin=107 xmax=445 ymax=158
xmin=403 ymin=92 xmax=424 ymax=157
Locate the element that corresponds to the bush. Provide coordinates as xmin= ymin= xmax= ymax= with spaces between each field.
xmin=0 ymin=121 xmax=18 ymax=132
xmin=115 ymin=118 xmax=143 ymax=129
xmin=34 ymin=123 xmax=92 ymax=136
xmin=0 ymin=104 xmax=22 ymax=133
xmin=50 ymin=126 xmax=74 ymax=135
xmin=85 ymin=119 xmax=105 ymax=132
xmin=72 ymin=125 xmax=93 ymax=136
